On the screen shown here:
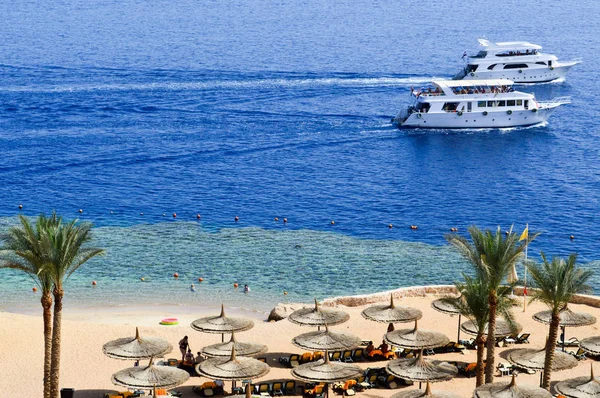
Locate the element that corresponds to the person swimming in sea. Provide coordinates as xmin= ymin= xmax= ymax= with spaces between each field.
xmin=190 ymin=284 xmax=196 ymax=292
xmin=244 ymin=284 xmax=250 ymax=293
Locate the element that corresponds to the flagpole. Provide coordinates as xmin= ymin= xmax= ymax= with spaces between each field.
xmin=523 ymin=223 xmax=528 ymax=312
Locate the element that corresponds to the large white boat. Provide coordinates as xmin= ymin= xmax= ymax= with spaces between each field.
xmin=392 ymin=79 xmax=569 ymax=129
xmin=454 ymin=39 xmax=580 ymax=83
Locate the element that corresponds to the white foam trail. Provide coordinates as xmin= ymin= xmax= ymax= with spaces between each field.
xmin=0 ymin=76 xmax=438 ymax=94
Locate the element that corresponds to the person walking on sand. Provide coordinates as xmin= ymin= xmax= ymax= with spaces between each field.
xmin=179 ymin=336 xmax=189 ymax=362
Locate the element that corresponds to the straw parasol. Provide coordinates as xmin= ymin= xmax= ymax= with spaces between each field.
xmin=384 ymin=320 xmax=450 ymax=350
xmin=288 ymin=298 xmax=350 ymax=328
xmin=191 ymin=304 xmax=255 ymax=342
xmin=506 ymin=347 xmax=578 ymax=372
xmin=533 ymin=308 xmax=597 ymax=328
xmin=580 ymin=336 xmax=600 ymax=356
xmin=361 ymin=294 xmax=423 ymax=324
xmin=291 ymin=353 xmax=363 ymax=398
xmin=431 ymin=298 xmax=463 ymax=342
xmin=111 ymin=358 xmax=190 ymax=389
xmin=202 ymin=331 xmax=267 ymax=358
xmin=473 ymin=374 xmax=552 ymax=398
xmin=291 ymin=353 xmax=363 ymax=383
xmin=196 ymin=346 xmax=270 ymax=381
xmin=390 ymin=381 xmax=461 ymax=398
xmin=386 ymin=351 xmax=457 ymax=383
xmin=461 ymin=320 xmax=522 ymax=338
xmin=103 ymin=327 xmax=173 ymax=360
xmin=292 ymin=325 xmax=361 ymax=352
xmin=555 ymin=364 xmax=600 ymax=398
xmin=533 ymin=308 xmax=596 ymax=352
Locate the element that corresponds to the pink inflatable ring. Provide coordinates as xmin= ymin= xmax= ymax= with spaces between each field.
xmin=160 ymin=318 xmax=179 ymax=326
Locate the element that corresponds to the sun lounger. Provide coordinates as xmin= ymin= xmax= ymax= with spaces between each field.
xmin=355 ymin=375 xmax=368 ymax=391
xmin=271 ymin=381 xmax=284 ymax=396
xmin=342 ymin=350 xmax=353 ymax=362
xmin=312 ymin=351 xmax=324 ymax=361
xmin=557 ymin=337 xmax=580 ymax=347
xmin=289 ymin=354 xmax=300 ymax=368
xmin=424 ymin=348 xmax=435 ymax=356
xmin=460 ymin=338 xmax=477 ymax=350
xmin=299 ymin=352 xmax=313 ymax=364
xmin=497 ymin=362 xmax=513 ymax=376
xmin=329 ymin=351 xmax=342 ymax=361
xmin=568 ymin=347 xmax=587 ymax=361
xmin=434 ymin=342 xmax=456 ymax=354
xmin=257 ymin=383 xmax=270 ymax=396
xmin=352 ymin=348 xmax=364 ymax=361
xmin=495 ymin=337 xmax=507 ymax=347
xmin=515 ymin=333 xmax=530 ymax=344
xmin=283 ymin=380 xmax=296 ymax=395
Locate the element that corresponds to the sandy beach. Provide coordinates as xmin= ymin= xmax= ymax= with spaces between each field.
xmin=2 ymin=291 xmax=599 ymax=397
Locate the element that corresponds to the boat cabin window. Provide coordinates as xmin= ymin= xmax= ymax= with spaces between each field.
xmin=487 ymin=64 xmax=498 ymax=70
xmin=478 ymin=101 xmax=486 ymax=108
xmin=535 ymin=61 xmax=547 ymax=65
xmin=442 ymin=102 xmax=460 ymax=112
xmin=497 ymin=100 xmax=506 ymax=107
xmin=504 ymin=63 xmax=529 ymax=69
xmin=416 ymin=102 xmax=431 ymax=113
xmin=487 ymin=101 xmax=496 ymax=107
xmin=507 ymin=100 xmax=516 ymax=106
xmin=517 ymin=100 xmax=523 ymax=106
xmin=466 ymin=64 xmax=478 ymax=72
xmin=495 ymin=49 xmax=538 ymax=57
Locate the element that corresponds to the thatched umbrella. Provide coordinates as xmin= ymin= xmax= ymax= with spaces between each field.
xmin=196 ymin=346 xmax=270 ymax=381
xmin=292 ymin=325 xmax=362 ymax=352
xmin=386 ymin=351 xmax=457 ymax=383
xmin=291 ymin=353 xmax=363 ymax=397
xmin=202 ymin=331 xmax=267 ymax=358
xmin=473 ymin=374 xmax=551 ymax=398
xmin=580 ymin=336 xmax=600 ymax=356
xmin=111 ymin=358 xmax=190 ymax=390
xmin=533 ymin=308 xmax=597 ymax=352
xmin=191 ymin=304 xmax=255 ymax=342
xmin=506 ymin=346 xmax=578 ymax=386
xmin=461 ymin=320 xmax=522 ymax=338
xmin=361 ymin=294 xmax=423 ymax=324
xmin=431 ymin=298 xmax=463 ymax=342
xmin=103 ymin=327 xmax=172 ymax=360
xmin=384 ymin=320 xmax=450 ymax=350
xmin=555 ymin=364 xmax=600 ymax=398
xmin=288 ymin=299 xmax=350 ymax=328
xmin=390 ymin=381 xmax=461 ymax=398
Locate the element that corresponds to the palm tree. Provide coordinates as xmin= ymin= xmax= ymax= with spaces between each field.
xmin=443 ymin=275 xmax=517 ymax=387
xmin=43 ymin=212 xmax=104 ymax=398
xmin=527 ymin=252 xmax=592 ymax=390
xmin=446 ymin=225 xmax=535 ymax=383
xmin=0 ymin=215 xmax=56 ymax=398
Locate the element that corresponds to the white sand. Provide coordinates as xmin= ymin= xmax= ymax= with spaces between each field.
xmin=1 ymin=295 xmax=599 ymax=397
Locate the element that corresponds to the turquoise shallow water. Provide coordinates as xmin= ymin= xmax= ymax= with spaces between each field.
xmin=1 ymin=217 xmax=599 ymax=314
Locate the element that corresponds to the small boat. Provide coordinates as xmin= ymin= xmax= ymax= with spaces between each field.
xmin=392 ymin=79 xmax=569 ymax=129
xmin=454 ymin=39 xmax=580 ymax=83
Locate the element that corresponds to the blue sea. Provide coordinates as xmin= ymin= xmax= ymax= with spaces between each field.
xmin=1 ymin=0 xmax=599 ymax=313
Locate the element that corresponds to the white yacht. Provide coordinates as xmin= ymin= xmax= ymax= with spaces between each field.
xmin=392 ymin=79 xmax=569 ymax=129
xmin=454 ymin=39 xmax=580 ymax=83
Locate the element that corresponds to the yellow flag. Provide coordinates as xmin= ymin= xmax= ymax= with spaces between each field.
xmin=519 ymin=226 xmax=529 ymax=241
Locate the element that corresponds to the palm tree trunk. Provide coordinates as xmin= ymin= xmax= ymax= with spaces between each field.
xmin=41 ymin=292 xmax=53 ymax=398
xmin=50 ymin=288 xmax=64 ymax=398
xmin=475 ymin=333 xmax=485 ymax=387
xmin=542 ymin=314 xmax=560 ymax=390
xmin=484 ymin=292 xmax=497 ymax=384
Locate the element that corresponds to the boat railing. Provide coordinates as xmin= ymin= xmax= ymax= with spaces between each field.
xmin=537 ymin=96 xmax=571 ymax=107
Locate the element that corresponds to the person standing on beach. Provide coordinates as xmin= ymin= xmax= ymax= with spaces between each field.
xmin=179 ymin=336 xmax=189 ymax=362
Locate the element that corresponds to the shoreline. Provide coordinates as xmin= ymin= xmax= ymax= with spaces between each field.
xmin=6 ymin=284 xmax=600 ymax=326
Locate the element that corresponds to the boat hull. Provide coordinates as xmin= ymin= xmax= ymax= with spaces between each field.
xmin=458 ymin=63 xmax=576 ymax=83
xmin=394 ymin=108 xmax=553 ymax=129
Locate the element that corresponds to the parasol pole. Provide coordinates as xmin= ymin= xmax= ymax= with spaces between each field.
xmin=520 ymin=224 xmax=529 ymax=312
